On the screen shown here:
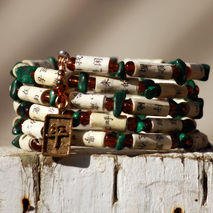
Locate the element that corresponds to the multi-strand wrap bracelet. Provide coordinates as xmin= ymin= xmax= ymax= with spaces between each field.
xmin=9 ymin=51 xmax=210 ymax=157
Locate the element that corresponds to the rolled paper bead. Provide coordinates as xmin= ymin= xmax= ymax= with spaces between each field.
xmin=186 ymin=63 xmax=210 ymax=81
xmin=132 ymin=133 xmax=172 ymax=149
xmin=17 ymin=85 xmax=49 ymax=105
xmin=22 ymin=119 xmax=43 ymax=139
xmin=179 ymin=98 xmax=203 ymax=119
xmin=75 ymin=55 xmax=110 ymax=73
xmin=70 ymin=93 xmax=105 ymax=111
xmin=126 ymin=60 xmax=174 ymax=79
xmin=144 ymin=83 xmax=188 ymax=99
xmin=140 ymin=118 xmax=183 ymax=133
xmin=9 ymin=79 xmax=23 ymax=101
xmin=22 ymin=57 xmax=57 ymax=69
xmin=94 ymin=76 xmax=138 ymax=94
xmin=123 ymin=58 xmax=164 ymax=64
xmin=29 ymin=104 xmax=59 ymax=121
xmin=13 ymin=101 xmax=21 ymax=114
xmin=83 ymin=131 xmax=106 ymax=147
xmin=131 ymin=97 xmax=170 ymax=116
xmin=89 ymin=112 xmax=127 ymax=131
xmin=113 ymin=91 xmax=126 ymax=117
xmin=19 ymin=134 xmax=33 ymax=151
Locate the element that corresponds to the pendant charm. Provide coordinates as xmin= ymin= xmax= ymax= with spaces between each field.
xmin=42 ymin=114 xmax=72 ymax=157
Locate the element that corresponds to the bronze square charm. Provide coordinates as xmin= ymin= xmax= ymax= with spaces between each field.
xmin=42 ymin=114 xmax=73 ymax=157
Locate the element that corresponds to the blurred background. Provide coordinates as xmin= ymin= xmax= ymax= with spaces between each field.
xmin=1 ymin=0 xmax=213 ymax=146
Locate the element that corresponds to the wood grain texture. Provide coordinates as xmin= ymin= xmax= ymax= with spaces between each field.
xmin=1 ymin=147 xmax=213 ymax=213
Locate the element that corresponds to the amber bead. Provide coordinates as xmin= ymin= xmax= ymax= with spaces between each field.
xmin=79 ymin=112 xmax=90 ymax=125
xmin=87 ymin=77 xmax=96 ymax=90
xmin=30 ymin=139 xmax=42 ymax=152
xmin=168 ymin=101 xmax=178 ymax=117
xmin=124 ymin=134 xmax=133 ymax=148
xmin=179 ymin=103 xmax=188 ymax=117
xmin=122 ymin=99 xmax=133 ymax=114
xmin=68 ymin=75 xmax=79 ymax=88
xmin=171 ymin=66 xmax=181 ymax=79
xmin=124 ymin=61 xmax=135 ymax=76
xmin=186 ymin=66 xmax=192 ymax=79
xmin=104 ymin=133 xmax=117 ymax=147
xmin=67 ymin=57 xmax=76 ymax=71
xmin=54 ymin=84 xmax=67 ymax=96
xmin=56 ymin=95 xmax=68 ymax=108
xmin=127 ymin=117 xmax=137 ymax=131
xmin=63 ymin=109 xmax=74 ymax=117
xmin=41 ymin=90 xmax=51 ymax=105
xmin=141 ymin=119 xmax=152 ymax=132
xmin=170 ymin=135 xmax=178 ymax=149
xmin=105 ymin=98 xmax=114 ymax=111
xmin=108 ymin=60 xmax=118 ymax=74
xmin=138 ymin=81 xmax=146 ymax=94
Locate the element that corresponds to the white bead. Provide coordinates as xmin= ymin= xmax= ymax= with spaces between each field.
xmin=132 ymin=133 xmax=172 ymax=149
xmin=18 ymin=86 xmax=48 ymax=105
xmin=75 ymin=55 xmax=110 ymax=73
xmin=22 ymin=119 xmax=43 ymax=139
xmin=94 ymin=76 xmax=138 ymax=94
xmin=186 ymin=63 xmax=205 ymax=80
xmin=189 ymin=131 xmax=209 ymax=150
xmin=13 ymin=101 xmax=21 ymax=114
xmin=83 ymin=131 xmax=106 ymax=147
xmin=34 ymin=67 xmax=58 ymax=86
xmin=158 ymin=83 xmax=188 ymax=98
xmin=131 ymin=97 xmax=170 ymax=116
xmin=19 ymin=134 xmax=33 ymax=151
xmin=29 ymin=104 xmax=59 ymax=121
xmin=70 ymin=93 xmax=105 ymax=111
xmin=147 ymin=118 xmax=183 ymax=133
xmin=90 ymin=113 xmax=127 ymax=131
xmin=126 ymin=60 xmax=173 ymax=78
xmin=124 ymin=58 xmax=164 ymax=64
xmin=22 ymin=59 xmax=55 ymax=69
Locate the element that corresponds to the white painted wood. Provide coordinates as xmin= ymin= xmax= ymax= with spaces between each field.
xmin=1 ymin=147 xmax=213 ymax=213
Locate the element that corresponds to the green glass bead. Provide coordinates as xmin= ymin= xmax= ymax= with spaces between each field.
xmin=72 ymin=111 xmax=81 ymax=127
xmin=18 ymin=102 xmax=32 ymax=118
xmin=136 ymin=115 xmax=146 ymax=120
xmin=16 ymin=66 xmax=37 ymax=84
xmin=10 ymin=62 xmax=23 ymax=77
xmin=47 ymin=57 xmax=58 ymax=69
xmin=9 ymin=79 xmax=23 ymax=101
xmin=168 ymin=58 xmax=187 ymax=85
xmin=49 ymin=90 xmax=57 ymax=106
xmin=113 ymin=91 xmax=126 ymax=117
xmin=11 ymin=134 xmax=22 ymax=148
xmin=144 ymin=85 xmax=159 ymax=99
xmin=12 ymin=117 xmax=24 ymax=135
xmin=201 ymin=64 xmax=210 ymax=81
xmin=185 ymin=80 xmax=196 ymax=88
xmin=136 ymin=121 xmax=146 ymax=133
xmin=178 ymin=132 xmax=188 ymax=148
xmin=115 ymin=133 xmax=125 ymax=150
xmin=78 ymin=72 xmax=89 ymax=93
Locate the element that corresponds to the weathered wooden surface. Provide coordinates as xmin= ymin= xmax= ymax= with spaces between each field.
xmin=1 ymin=147 xmax=213 ymax=213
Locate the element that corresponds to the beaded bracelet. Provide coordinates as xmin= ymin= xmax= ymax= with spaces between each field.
xmin=9 ymin=50 xmax=211 ymax=157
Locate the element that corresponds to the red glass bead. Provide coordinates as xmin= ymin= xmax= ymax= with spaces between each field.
xmin=125 ymin=61 xmax=135 ymax=76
